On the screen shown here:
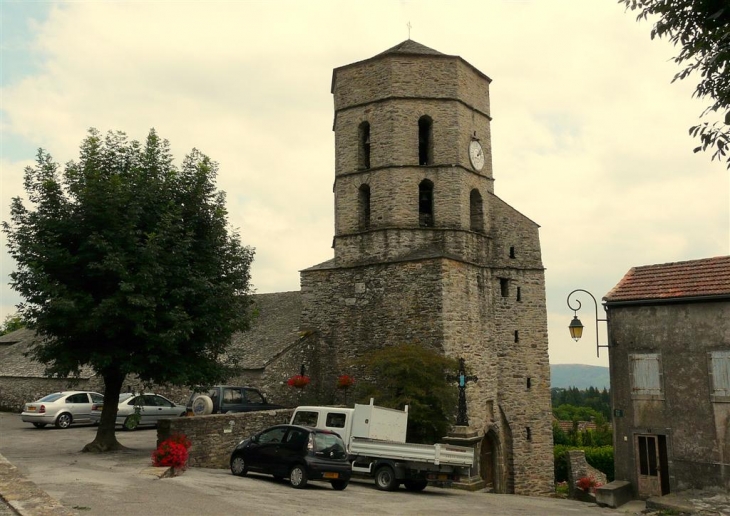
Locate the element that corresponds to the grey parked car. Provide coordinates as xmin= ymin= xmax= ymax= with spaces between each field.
xmin=90 ymin=393 xmax=186 ymax=430
xmin=21 ymin=391 xmax=104 ymax=429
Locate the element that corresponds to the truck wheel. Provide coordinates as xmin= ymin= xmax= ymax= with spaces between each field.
xmin=289 ymin=464 xmax=309 ymax=489
xmin=375 ymin=465 xmax=398 ymax=491
xmin=404 ymin=479 xmax=428 ymax=492
xmin=331 ymin=479 xmax=348 ymax=490
xmin=191 ymin=395 xmax=214 ymax=416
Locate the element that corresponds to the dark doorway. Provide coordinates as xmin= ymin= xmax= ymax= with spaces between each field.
xmin=636 ymin=434 xmax=670 ymax=497
xmin=480 ymin=432 xmax=497 ymax=491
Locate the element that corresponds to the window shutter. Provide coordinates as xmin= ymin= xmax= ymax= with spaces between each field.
xmin=710 ymin=351 xmax=730 ymax=400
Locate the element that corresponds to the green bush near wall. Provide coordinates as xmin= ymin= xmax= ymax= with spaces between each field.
xmin=554 ymin=445 xmax=614 ymax=483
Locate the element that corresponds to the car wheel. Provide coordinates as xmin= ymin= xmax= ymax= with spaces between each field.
xmin=375 ymin=465 xmax=399 ymax=491
xmin=331 ymin=479 xmax=348 ymax=490
xmin=230 ymin=455 xmax=248 ymax=476
xmin=289 ymin=464 xmax=308 ymax=489
xmin=403 ymin=479 xmax=428 ymax=492
xmin=32 ymin=423 xmax=47 ymax=429
xmin=55 ymin=413 xmax=72 ymax=429
xmin=123 ymin=416 xmax=139 ymax=431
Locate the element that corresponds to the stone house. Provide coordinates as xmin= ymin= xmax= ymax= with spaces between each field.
xmin=604 ymin=255 xmax=730 ymax=497
xmin=0 ymin=40 xmax=554 ymax=495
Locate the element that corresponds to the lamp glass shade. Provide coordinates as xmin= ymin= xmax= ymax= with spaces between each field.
xmin=569 ymin=316 xmax=584 ymax=341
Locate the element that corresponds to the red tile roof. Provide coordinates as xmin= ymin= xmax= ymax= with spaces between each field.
xmin=604 ymin=255 xmax=730 ymax=303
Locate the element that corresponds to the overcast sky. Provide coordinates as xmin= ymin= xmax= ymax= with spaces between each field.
xmin=1 ymin=1 xmax=728 ymax=367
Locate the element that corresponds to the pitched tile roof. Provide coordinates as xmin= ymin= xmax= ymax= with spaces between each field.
xmin=604 ymin=255 xmax=730 ymax=303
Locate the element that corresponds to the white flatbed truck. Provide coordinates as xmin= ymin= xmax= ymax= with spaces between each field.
xmin=290 ymin=399 xmax=474 ymax=491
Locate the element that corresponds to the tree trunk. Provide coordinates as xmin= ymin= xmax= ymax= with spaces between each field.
xmin=82 ymin=368 xmax=126 ymax=452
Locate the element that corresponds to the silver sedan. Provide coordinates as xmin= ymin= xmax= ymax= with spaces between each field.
xmin=90 ymin=393 xmax=186 ymax=430
xmin=21 ymin=391 xmax=104 ymax=429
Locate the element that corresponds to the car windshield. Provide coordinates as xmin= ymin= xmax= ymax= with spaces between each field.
xmin=38 ymin=393 xmax=64 ymax=402
xmin=312 ymin=432 xmax=347 ymax=459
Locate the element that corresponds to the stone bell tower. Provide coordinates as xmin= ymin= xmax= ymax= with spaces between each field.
xmin=300 ymin=40 xmax=553 ymax=495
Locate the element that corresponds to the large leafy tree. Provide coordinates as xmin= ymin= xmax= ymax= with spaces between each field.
xmin=354 ymin=344 xmax=459 ymax=444
xmin=620 ymin=0 xmax=730 ymax=168
xmin=3 ymin=129 xmax=254 ymax=452
xmin=0 ymin=313 xmax=25 ymax=335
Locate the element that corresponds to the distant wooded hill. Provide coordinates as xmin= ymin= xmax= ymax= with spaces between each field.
xmin=550 ymin=364 xmax=610 ymax=390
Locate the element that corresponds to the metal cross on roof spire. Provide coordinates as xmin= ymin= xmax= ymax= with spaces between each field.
xmin=407 ymin=21 xmax=412 ymax=40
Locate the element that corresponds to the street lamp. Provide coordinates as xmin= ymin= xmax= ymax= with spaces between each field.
xmin=566 ymin=289 xmax=608 ymax=357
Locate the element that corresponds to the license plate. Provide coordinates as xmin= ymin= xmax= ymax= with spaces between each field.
xmin=27 ymin=406 xmax=36 ymax=412
xmin=323 ymin=472 xmax=339 ymax=479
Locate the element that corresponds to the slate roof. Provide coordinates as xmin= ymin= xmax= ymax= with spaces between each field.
xmin=0 ymin=291 xmax=303 ymax=378
xmin=229 ymin=291 xmax=302 ymax=369
xmin=0 ymin=328 xmax=95 ymax=379
xmin=375 ymin=39 xmax=444 ymax=57
xmin=604 ymin=255 xmax=730 ymax=304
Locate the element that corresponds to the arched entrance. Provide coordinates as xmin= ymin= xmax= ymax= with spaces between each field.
xmin=480 ymin=430 xmax=498 ymax=492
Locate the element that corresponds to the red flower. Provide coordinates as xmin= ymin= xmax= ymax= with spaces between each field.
xmin=287 ymin=375 xmax=311 ymax=388
xmin=152 ymin=436 xmax=190 ymax=469
xmin=337 ymin=374 xmax=355 ymax=389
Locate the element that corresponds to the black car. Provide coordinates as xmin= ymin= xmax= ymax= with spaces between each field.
xmin=230 ymin=424 xmax=351 ymax=490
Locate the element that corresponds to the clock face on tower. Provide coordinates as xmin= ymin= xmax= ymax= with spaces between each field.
xmin=469 ymin=140 xmax=484 ymax=171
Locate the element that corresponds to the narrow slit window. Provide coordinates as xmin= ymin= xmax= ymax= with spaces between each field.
xmin=526 ymin=427 xmax=532 ymax=441
xmin=419 ymin=179 xmax=434 ymax=227
xmin=526 ymin=377 xmax=532 ymax=389
xmin=514 ymin=330 xmax=519 ymax=343
xmin=509 ymin=246 xmax=516 ymax=258
xmin=517 ymin=287 xmax=522 ymax=302
xmin=359 ymin=121 xmax=371 ymax=169
xmin=358 ymin=184 xmax=371 ymax=230
xmin=418 ymin=116 xmax=433 ymax=166
xmin=470 ymin=189 xmax=484 ymax=232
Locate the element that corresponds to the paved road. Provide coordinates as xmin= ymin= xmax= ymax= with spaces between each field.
xmin=0 ymin=412 xmax=642 ymax=516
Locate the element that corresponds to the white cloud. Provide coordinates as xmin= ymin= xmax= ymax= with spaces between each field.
xmin=1 ymin=1 xmax=728 ymax=365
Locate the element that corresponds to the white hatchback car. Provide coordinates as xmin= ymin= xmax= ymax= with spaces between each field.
xmin=21 ymin=391 xmax=104 ymax=429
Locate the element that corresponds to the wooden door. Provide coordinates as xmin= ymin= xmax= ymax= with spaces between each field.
xmin=480 ymin=433 xmax=496 ymax=491
xmin=636 ymin=434 xmax=669 ymax=497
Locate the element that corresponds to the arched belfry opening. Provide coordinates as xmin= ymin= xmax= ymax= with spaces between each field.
xmin=419 ymin=179 xmax=434 ymax=227
xmin=358 ymin=121 xmax=371 ymax=169
xmin=358 ymin=184 xmax=371 ymax=230
xmin=470 ymin=189 xmax=484 ymax=233
xmin=418 ymin=116 xmax=433 ymax=166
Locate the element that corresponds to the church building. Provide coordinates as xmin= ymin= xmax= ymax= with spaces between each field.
xmin=298 ymin=40 xmax=554 ymax=495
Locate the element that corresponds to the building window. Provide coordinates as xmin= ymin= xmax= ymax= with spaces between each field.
xmin=359 ymin=121 xmax=370 ymax=169
xmin=525 ymin=427 xmax=531 ymax=441
xmin=509 ymin=246 xmax=516 ymax=258
xmin=526 ymin=377 xmax=531 ymax=389
xmin=629 ymin=353 xmax=664 ymax=400
xmin=358 ymin=184 xmax=371 ymax=230
xmin=470 ymin=189 xmax=484 ymax=232
xmin=419 ymin=179 xmax=434 ymax=227
xmin=709 ymin=350 xmax=730 ymax=402
xmin=418 ymin=116 xmax=433 ymax=165
xmin=514 ymin=330 xmax=519 ymax=343
xmin=500 ymin=278 xmax=509 ymax=297
xmin=516 ymin=287 xmax=522 ymax=302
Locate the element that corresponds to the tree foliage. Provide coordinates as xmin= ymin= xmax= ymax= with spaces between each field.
xmin=354 ymin=343 xmax=459 ymax=444
xmin=551 ymin=386 xmax=611 ymax=420
xmin=620 ymin=0 xmax=730 ymax=167
xmin=3 ymin=129 xmax=254 ymax=451
xmin=0 ymin=313 xmax=25 ymax=336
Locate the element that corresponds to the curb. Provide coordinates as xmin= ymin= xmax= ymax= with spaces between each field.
xmin=0 ymin=453 xmax=77 ymax=516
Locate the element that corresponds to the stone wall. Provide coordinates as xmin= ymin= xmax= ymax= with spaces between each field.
xmin=566 ymin=449 xmax=608 ymax=500
xmin=158 ymin=409 xmax=293 ymax=469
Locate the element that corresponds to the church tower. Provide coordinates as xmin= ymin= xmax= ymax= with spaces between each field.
xmin=301 ymin=40 xmax=553 ymax=495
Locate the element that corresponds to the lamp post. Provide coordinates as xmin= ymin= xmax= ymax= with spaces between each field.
xmin=566 ymin=289 xmax=609 ymax=357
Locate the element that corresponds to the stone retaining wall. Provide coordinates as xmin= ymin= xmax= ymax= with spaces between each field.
xmin=157 ymin=409 xmax=293 ymax=469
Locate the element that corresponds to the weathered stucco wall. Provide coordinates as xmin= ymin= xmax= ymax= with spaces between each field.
xmin=609 ymin=300 xmax=730 ymax=492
